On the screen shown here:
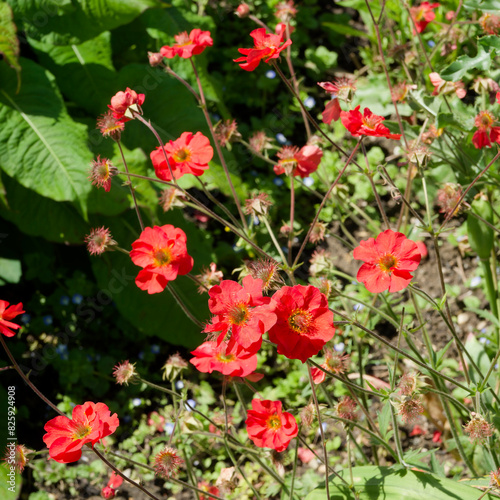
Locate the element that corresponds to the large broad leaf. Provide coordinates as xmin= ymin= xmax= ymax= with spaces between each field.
xmin=464 ymin=0 xmax=500 ymax=12
xmin=0 ymin=173 xmax=90 ymax=244
xmin=29 ymin=31 xmax=116 ymax=116
xmin=8 ymin=0 xmax=162 ymax=45
xmin=0 ymin=58 xmax=92 ymax=215
xmin=440 ymin=37 xmax=499 ymax=81
xmin=89 ymin=210 xmax=213 ymax=349
xmin=0 ymin=2 xmax=20 ymax=85
xmin=305 ymin=466 xmax=496 ymax=499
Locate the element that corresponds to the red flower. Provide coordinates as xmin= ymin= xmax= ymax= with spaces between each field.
xmin=472 ymin=111 xmax=500 ymax=149
xmin=0 ymin=300 xmax=24 ymax=337
xmin=429 ymin=72 xmax=466 ymax=99
xmin=88 ymin=156 xmax=117 ymax=192
xmin=353 ymin=229 xmax=421 ymax=293
xmin=340 ymin=106 xmax=402 ymax=140
xmin=410 ymin=2 xmax=440 ymax=34
xmin=234 ymin=23 xmax=292 ymax=71
xmin=267 ymin=285 xmax=336 ymax=363
xmin=151 ymin=132 xmax=213 ymax=182
xmin=204 ymin=276 xmax=276 ymax=351
xmin=318 ymin=78 xmax=356 ymax=125
xmin=43 ymin=402 xmax=119 ymax=463
xmin=190 ymin=340 xmax=258 ymax=378
xmin=274 ymin=145 xmax=323 ymax=177
xmin=198 ymin=481 xmax=220 ymax=500
xmin=160 ymin=29 xmax=213 ymax=59
xmin=246 ymin=399 xmax=298 ymax=452
xmin=130 ymin=225 xmax=194 ymax=294
xmin=108 ymin=88 xmax=145 ymax=122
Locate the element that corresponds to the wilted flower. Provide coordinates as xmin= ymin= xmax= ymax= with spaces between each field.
xmin=318 ymin=77 xmax=357 ymax=102
xmin=436 ymin=183 xmax=463 ymax=217
xmin=490 ymin=467 xmax=500 ymax=489
xmin=85 ymin=227 xmax=117 ymax=256
xmin=112 ymin=360 xmax=138 ymax=385
xmin=463 ymin=413 xmax=495 ymax=442
xmin=391 ymin=81 xmax=417 ymax=102
xmin=215 ymin=119 xmax=241 ymax=149
xmin=235 ymin=3 xmax=250 ymax=18
xmin=421 ymin=124 xmax=443 ymax=144
xmin=275 ymin=144 xmax=323 ymax=177
xmin=247 ymin=258 xmax=284 ymax=292
xmin=275 ymin=0 xmax=297 ymax=22
xmin=394 ymin=395 xmax=425 ymax=424
xmin=336 ymin=396 xmax=358 ymax=421
xmin=216 ymin=466 xmax=237 ymax=495
xmin=89 ymin=156 xmax=118 ymax=192
xmin=148 ymin=51 xmax=164 ymax=67
xmin=159 ymin=188 xmax=185 ymax=212
xmin=3 ymin=444 xmax=33 ymax=473
xmin=406 ymin=142 xmax=431 ymax=168
xmin=245 ymin=193 xmax=272 ymax=216
xmin=96 ymin=111 xmax=125 ymax=141
xmin=429 ymin=72 xmax=466 ymax=99
xmin=154 ymin=446 xmax=183 ymax=478
xmin=300 ymin=402 xmax=316 ymax=429
xmin=311 ymin=348 xmax=350 ymax=384
xmin=309 ymin=221 xmax=327 ymax=244
xmin=309 ymin=249 xmax=333 ymax=277
xmin=479 ymin=13 xmax=500 ymax=35
xmin=398 ymin=371 xmax=421 ymax=396
xmin=195 ymin=262 xmax=223 ymax=294
xmin=249 ymin=130 xmax=274 ymax=153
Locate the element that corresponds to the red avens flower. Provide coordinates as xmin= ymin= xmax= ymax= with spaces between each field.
xmin=353 ymin=229 xmax=421 ymax=293
xmin=234 ymin=23 xmax=292 ymax=71
xmin=190 ymin=340 xmax=258 ymax=377
xmin=204 ymin=275 xmax=276 ymax=350
xmin=480 ymin=13 xmax=500 ymax=35
xmin=130 ymin=225 xmax=194 ymax=294
xmin=318 ymin=77 xmax=356 ymax=124
xmin=160 ymin=29 xmax=213 ymax=59
xmin=274 ymin=144 xmax=323 ymax=177
xmin=96 ymin=111 xmax=125 ymax=141
xmin=43 ymin=402 xmax=119 ymax=463
xmin=340 ymin=106 xmax=402 ymax=140
xmin=410 ymin=2 xmax=440 ymax=34
xmin=268 ymin=285 xmax=336 ymax=363
xmin=199 ymin=481 xmax=220 ymax=500
xmin=108 ymin=88 xmax=145 ymax=122
xmin=0 ymin=300 xmax=24 ymax=337
xmin=151 ymin=131 xmax=213 ymax=182
xmin=472 ymin=111 xmax=500 ymax=149
xmin=101 ymin=472 xmax=123 ymax=499
xmin=246 ymin=399 xmax=298 ymax=452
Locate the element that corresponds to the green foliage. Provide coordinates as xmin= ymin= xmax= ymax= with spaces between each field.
xmin=305 ymin=466 xmax=497 ymax=499
xmin=0 ymin=1 xmax=20 ymax=84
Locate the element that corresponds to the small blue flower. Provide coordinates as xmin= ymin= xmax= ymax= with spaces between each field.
xmin=427 ymin=40 xmax=436 ymax=47
xmin=132 ymin=398 xmax=142 ymax=407
xmin=212 ymin=113 xmax=221 ymax=122
xmin=250 ymin=170 xmax=259 ymax=177
xmin=253 ymin=217 xmax=260 ymax=225
xmin=334 ymin=342 xmax=345 ymax=352
xmin=72 ymin=294 xmax=83 ymax=305
xmin=175 ymin=380 xmax=185 ymax=390
xmin=138 ymin=351 xmax=145 ymax=360
xmin=321 ymin=422 xmax=328 ymax=432
xmin=276 ymin=133 xmax=287 ymax=144
xmin=353 ymin=303 xmax=364 ymax=311
xmin=59 ymin=295 xmax=70 ymax=306
xmin=164 ymin=422 xmax=175 ymax=435
xmin=273 ymin=177 xmax=284 ymax=187
xmin=266 ymin=70 xmax=276 ymax=79
xmin=185 ymin=399 xmax=196 ymax=411
xmin=479 ymin=337 xmax=491 ymax=345
xmin=151 ymin=344 xmax=160 ymax=354
xmin=56 ymin=344 xmax=68 ymax=360
xmin=303 ymin=177 xmax=314 ymax=187
xmin=304 ymin=96 xmax=316 ymax=109
xmin=42 ymin=315 xmax=53 ymax=326
xmin=20 ymin=313 xmax=31 ymax=324
xmin=470 ymin=276 xmax=482 ymax=287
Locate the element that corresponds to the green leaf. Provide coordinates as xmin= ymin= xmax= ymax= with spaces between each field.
xmin=436 ymin=112 xmax=474 ymax=132
xmin=440 ymin=43 xmax=495 ymax=82
xmin=0 ymin=58 xmax=92 ymax=216
xmin=464 ymin=334 xmax=495 ymax=388
xmin=464 ymin=0 xmax=500 ymax=13
xmin=0 ymin=257 xmax=21 ymax=284
xmin=377 ymin=399 xmax=392 ymax=440
xmin=0 ymin=173 xmax=89 ymax=244
xmin=322 ymin=22 xmax=367 ymax=38
xmin=9 ymin=0 xmax=162 ymax=45
xmin=0 ymin=2 xmax=20 ymax=87
xmin=305 ymin=466 xmax=497 ymax=499
xmin=28 ymin=31 xmax=116 ymax=116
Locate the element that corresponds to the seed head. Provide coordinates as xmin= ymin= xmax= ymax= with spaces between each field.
xmin=159 ymin=188 xmax=185 ymax=212
xmin=195 ymin=262 xmax=223 ymax=294
xmin=162 ymin=352 xmax=188 ymax=381
xmin=3 ymin=444 xmax=33 ymax=473
xmin=85 ymin=227 xmax=117 ymax=256
xmin=89 ymin=156 xmax=118 ymax=192
xmin=245 ymin=193 xmax=272 ymax=217
xmin=112 ymin=360 xmax=138 ymax=385
xmin=247 ymin=258 xmax=284 ymax=292
xmin=309 ymin=221 xmax=327 ymax=244
xmin=336 ymin=396 xmax=358 ymax=421
xmin=96 ymin=111 xmax=125 ymax=141
xmin=215 ymin=119 xmax=241 ymax=149
xmin=249 ymin=131 xmax=274 ymax=154
xmin=394 ymin=395 xmax=424 ymax=424
xmin=436 ymin=183 xmax=464 ymax=218
xmin=154 ymin=446 xmax=183 ymax=478
xmin=463 ymin=412 xmax=494 ymax=443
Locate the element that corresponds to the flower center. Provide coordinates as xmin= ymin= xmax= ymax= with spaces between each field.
xmin=362 ymin=115 xmax=382 ymax=130
xmin=476 ymin=111 xmax=494 ymax=129
xmin=228 ymin=303 xmax=250 ymax=326
xmin=73 ymin=423 xmax=92 ymax=440
xmin=154 ymin=248 xmax=172 ymax=267
xmin=266 ymin=414 xmax=282 ymax=429
xmin=174 ymin=32 xmax=192 ymax=46
xmin=173 ymin=147 xmax=191 ymax=163
xmin=216 ymin=352 xmax=236 ymax=363
xmin=379 ymin=253 xmax=397 ymax=272
xmin=288 ymin=308 xmax=312 ymax=334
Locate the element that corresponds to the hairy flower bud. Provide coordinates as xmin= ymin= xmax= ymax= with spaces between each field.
xmin=463 ymin=412 xmax=494 ymax=442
